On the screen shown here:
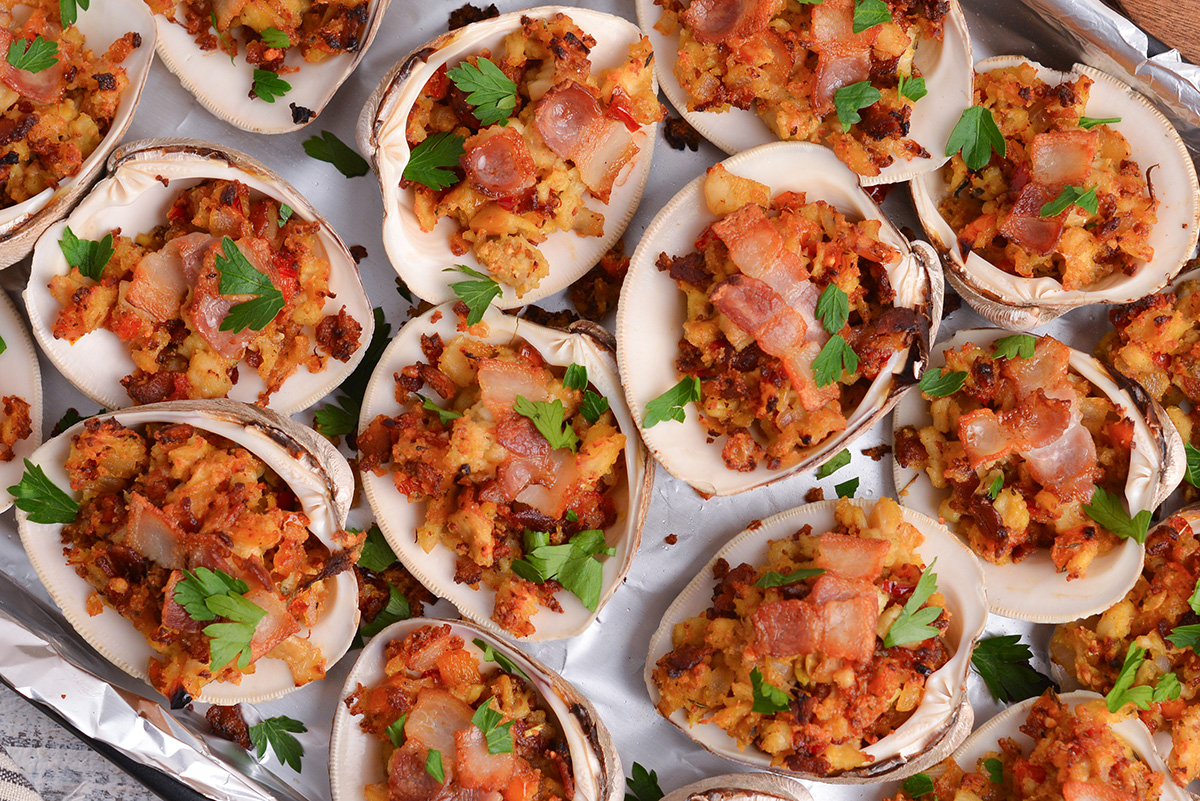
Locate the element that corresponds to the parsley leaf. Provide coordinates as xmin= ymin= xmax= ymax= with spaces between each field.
xmin=1084 ymin=485 xmax=1151 ymax=544
xmin=625 ymin=763 xmax=664 ymax=801
xmin=644 ymin=376 xmax=701 ymax=428
xmin=1186 ymin=443 xmax=1200 ymax=488
xmin=259 ymin=27 xmax=291 ymax=48
xmin=8 ymin=460 xmax=79 ymax=524
xmin=1040 ymin=185 xmax=1098 ymax=217
xmin=215 ymin=237 xmax=285 ymax=333
xmin=817 ymin=448 xmax=851 ymax=478
xmin=903 ymin=774 xmax=935 ymax=798
xmin=510 ymin=530 xmax=614 ymax=611
xmin=835 ymin=477 xmax=859 ymax=498
xmin=1154 ymin=671 xmax=1182 ymax=703
xmin=970 ymin=634 xmax=1054 ymax=703
xmin=565 ymin=510 xmax=578 ymax=523
xmin=563 ymin=364 xmax=588 ymax=391
xmin=50 ymin=408 xmax=105 ymax=437
xmin=833 ymin=80 xmax=882 ymax=132
xmin=986 ymin=472 xmax=1004 ymax=500
xmin=249 ymin=716 xmax=306 ymax=773
xmin=444 ymin=264 xmax=500 ymax=325
xmin=472 ymin=637 xmax=530 ymax=681
xmin=209 ymin=11 xmax=235 ymax=62
xmin=59 ymin=227 xmax=114 ymax=281
xmin=277 ymin=203 xmax=293 ymax=228
xmin=425 ymin=749 xmax=445 ymax=783
xmin=984 ymin=757 xmax=1003 ymax=784
xmin=173 ymin=567 xmax=248 ymax=622
xmin=815 ymin=283 xmax=849 ymax=334
xmin=447 ymin=57 xmax=518 ymax=126
xmin=853 ymin=0 xmax=891 ymax=33
xmin=1106 ymin=645 xmax=1154 ymax=712
xmin=812 ymin=335 xmax=859 ymax=386
xmin=385 ymin=715 xmax=407 ymax=747
xmin=1189 ymin=576 xmax=1200 ymax=615
xmin=173 ymin=567 xmax=266 ymax=670
xmin=883 ymin=560 xmax=942 ymax=647
xmin=357 ymin=524 xmax=397 ymax=573
xmin=6 ymin=35 xmax=58 ymax=73
xmin=395 ymin=276 xmax=414 ymax=303
xmin=581 ymin=390 xmax=609 ymax=424
xmin=471 ymin=701 xmax=514 ymax=754
xmin=313 ymin=307 xmax=391 ymax=439
xmin=251 ymin=69 xmax=291 ymax=103
xmin=513 ymin=396 xmax=578 ymax=451
xmin=1168 ymin=624 xmax=1200 ymax=649
xmin=918 ymin=368 xmax=966 ymax=397
xmin=417 ymin=394 xmax=463 ymax=425
xmin=303 ymin=131 xmax=370 ymax=178
xmin=1079 ymin=116 xmax=1120 ymax=130
xmin=59 ymin=0 xmax=90 ymax=28
xmin=750 ymin=667 xmax=789 ymax=714
xmin=991 ymin=334 xmax=1036 ymax=360
xmin=0 ymin=332 xmax=4 ymax=355
xmin=756 ymin=568 xmax=825 ymax=588
xmin=404 ymin=132 xmax=466 ymax=191
xmin=946 ymin=106 xmax=1006 ymax=171
xmin=898 ymin=73 xmax=927 ymax=102
xmin=359 ymin=584 xmax=411 ymax=639
xmin=313 ymin=403 xmax=356 ymax=438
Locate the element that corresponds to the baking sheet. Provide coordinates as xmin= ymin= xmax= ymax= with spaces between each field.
xmin=0 ymin=0 xmax=1197 ymax=799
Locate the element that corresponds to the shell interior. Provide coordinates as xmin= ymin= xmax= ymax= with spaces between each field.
xmin=23 ymin=139 xmax=374 ymax=415
xmin=0 ymin=0 xmax=156 ymax=265
xmin=150 ymin=0 xmax=390 ymax=133
xmin=616 ymin=142 xmax=939 ymax=497
xmin=951 ymin=690 xmax=1189 ymax=801
xmin=14 ymin=401 xmax=359 ymax=705
xmin=357 ymin=303 xmax=650 ymax=641
xmin=328 ymin=617 xmax=622 ymax=801
xmin=911 ymin=56 xmax=1200 ymax=325
xmin=632 ymin=0 xmax=974 ymax=185
xmin=644 ymin=499 xmax=989 ymax=782
xmin=359 ymin=6 xmax=658 ymax=308
xmin=890 ymin=327 xmax=1184 ymax=623
xmin=0 ymin=288 xmax=43 ymax=512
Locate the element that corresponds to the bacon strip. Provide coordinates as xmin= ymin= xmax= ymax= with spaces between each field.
xmin=0 ymin=25 xmax=67 ymax=106
xmin=710 ymin=204 xmax=814 ymax=311
xmin=126 ymin=233 xmax=215 ymax=323
xmin=815 ymin=533 xmax=891 ymax=582
xmin=1030 ymin=130 xmax=1097 ymax=187
xmin=999 ymin=181 xmax=1064 ymax=255
xmin=476 ymin=359 xmax=551 ymax=418
xmin=752 ymin=591 xmax=878 ymax=663
xmin=680 ymin=0 xmax=777 ymax=44
xmin=1062 ymin=782 xmax=1137 ymax=801
xmin=809 ymin=0 xmax=872 ymax=115
xmin=533 ymin=81 xmax=637 ymax=203
xmin=184 ymin=237 xmax=279 ymax=359
xmin=461 ymin=127 xmax=536 ymax=199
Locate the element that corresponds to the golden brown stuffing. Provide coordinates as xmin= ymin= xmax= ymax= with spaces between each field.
xmin=0 ymin=394 xmax=31 ymax=461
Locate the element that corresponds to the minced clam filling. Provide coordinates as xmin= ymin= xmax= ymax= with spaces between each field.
xmin=1052 ymin=513 xmax=1200 ymax=786
xmin=655 ymin=0 xmax=946 ymax=177
xmin=895 ymin=335 xmax=1133 ymax=579
xmin=886 ymin=692 xmax=1164 ymax=801
xmin=345 ymin=624 xmax=571 ymax=801
xmin=939 ymin=64 xmax=1156 ymax=290
xmin=48 ymin=177 xmax=363 ymax=405
xmin=652 ymin=497 xmax=951 ymax=777
xmin=658 ymin=164 xmax=915 ymax=472
xmin=404 ymin=12 xmax=661 ymax=297
xmin=0 ymin=0 xmax=139 ymax=208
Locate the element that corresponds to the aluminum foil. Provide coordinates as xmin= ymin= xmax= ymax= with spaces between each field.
xmin=0 ymin=1 xmax=1197 ymax=800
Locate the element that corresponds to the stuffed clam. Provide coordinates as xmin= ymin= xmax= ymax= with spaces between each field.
xmin=357 ymin=303 xmax=651 ymax=641
xmin=0 ymin=0 xmax=155 ymax=269
xmin=660 ymin=775 xmax=813 ymax=801
xmin=24 ymin=138 xmax=374 ymax=414
xmin=646 ymin=497 xmax=987 ymax=782
xmin=357 ymin=6 xmax=661 ymax=307
xmin=911 ymin=56 xmax=1200 ymax=330
xmin=892 ymin=328 xmax=1184 ymax=623
xmin=12 ymin=400 xmax=360 ymax=707
xmin=143 ymin=0 xmax=388 ymax=133
xmin=885 ymin=690 xmax=1189 ymax=801
xmin=0 ymin=287 xmax=41 ymax=512
xmin=618 ymin=143 xmax=941 ymax=497
xmin=635 ymin=0 xmax=973 ymax=184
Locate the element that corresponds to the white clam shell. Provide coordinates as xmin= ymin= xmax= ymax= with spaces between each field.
xmin=891 ymin=327 xmax=1185 ymax=623
xmin=358 ymin=303 xmax=652 ymax=642
xmin=644 ymin=499 xmax=988 ymax=783
xmin=357 ymin=6 xmax=658 ymax=307
xmin=329 ymin=617 xmax=624 ymax=801
xmin=911 ymin=56 xmax=1200 ymax=331
xmin=23 ymin=138 xmax=374 ymax=415
xmin=617 ymin=142 xmax=942 ymax=497
xmin=634 ymin=0 xmax=974 ymax=185
xmin=950 ymin=690 xmax=1189 ymax=801
xmin=13 ymin=399 xmax=359 ymax=705
xmin=0 ymin=0 xmax=156 ymax=269
xmin=0 ymin=288 xmax=42 ymax=512
xmin=660 ymin=774 xmax=814 ymax=801
xmin=150 ymin=1 xmax=390 ymax=133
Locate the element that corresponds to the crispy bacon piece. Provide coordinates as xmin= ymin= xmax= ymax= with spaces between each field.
xmin=809 ymin=0 xmax=872 ymax=114
xmin=680 ymin=0 xmax=778 ymax=44
xmin=161 ymin=570 xmax=202 ymax=632
xmin=533 ymin=81 xmax=637 ymax=202
xmin=958 ymin=408 xmax=1014 ymax=467
xmin=815 ymin=533 xmax=891 ymax=582
xmin=999 ymin=182 xmax=1064 ymax=255
xmin=808 ymin=572 xmax=875 ymax=604
xmin=1062 ymin=782 xmax=1137 ymax=801
xmin=710 ymin=204 xmax=814 ymax=313
xmin=121 ymin=492 xmax=192 ymax=569
xmin=404 ymin=688 xmax=476 ymax=762
xmin=476 ymin=359 xmax=552 ymax=418
xmin=245 ymin=587 xmax=301 ymax=661
xmin=389 ymin=744 xmax=444 ymax=801
xmin=126 ymin=233 xmax=215 ymax=323
xmin=461 ymin=127 xmax=537 ymax=199
xmin=752 ymin=593 xmax=878 ymax=663
xmin=455 ymin=725 xmax=516 ymax=791
xmin=0 ymin=25 xmax=67 ymax=106
xmin=1030 ymin=130 xmax=1097 ymax=187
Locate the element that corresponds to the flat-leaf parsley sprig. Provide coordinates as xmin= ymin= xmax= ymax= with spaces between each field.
xmin=215 ymin=237 xmax=285 ymax=333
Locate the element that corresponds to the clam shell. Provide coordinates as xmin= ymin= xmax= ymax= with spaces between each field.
xmin=357 ymin=6 xmax=658 ymax=307
xmin=617 ymin=142 xmax=942 ymax=497
xmin=644 ymin=499 xmax=988 ymax=783
xmin=0 ymin=288 xmax=42 ymax=512
xmin=0 ymin=0 xmax=156 ymax=270
xmin=660 ymin=774 xmax=813 ymax=801
xmin=149 ymin=1 xmax=389 ymax=133
xmin=950 ymin=691 xmax=1188 ymax=801
xmin=633 ymin=0 xmax=974 ymax=185
xmin=891 ymin=327 xmax=1185 ymax=623
xmin=329 ymin=617 xmax=623 ymax=801
xmin=23 ymin=138 xmax=374 ymax=415
xmin=13 ymin=399 xmax=359 ymax=705
xmin=911 ymin=56 xmax=1200 ymax=331
xmin=357 ymin=303 xmax=652 ymax=641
